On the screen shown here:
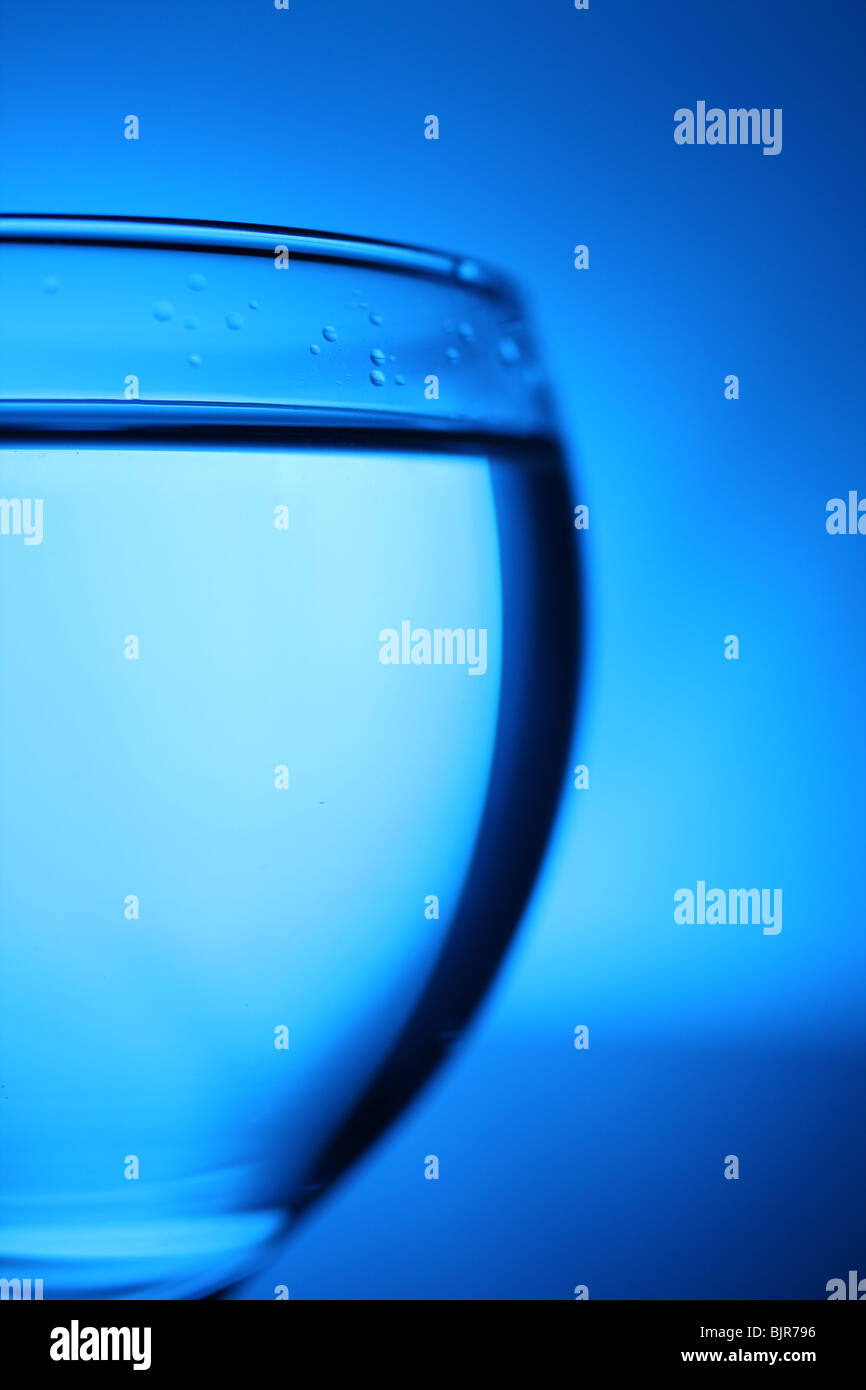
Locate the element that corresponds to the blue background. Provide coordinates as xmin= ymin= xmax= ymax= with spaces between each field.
xmin=2 ymin=0 xmax=864 ymax=1298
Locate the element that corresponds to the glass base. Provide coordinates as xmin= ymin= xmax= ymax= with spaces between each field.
xmin=0 ymin=1210 xmax=287 ymax=1300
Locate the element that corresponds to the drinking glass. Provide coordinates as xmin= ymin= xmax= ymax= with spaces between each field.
xmin=0 ymin=217 xmax=578 ymax=1299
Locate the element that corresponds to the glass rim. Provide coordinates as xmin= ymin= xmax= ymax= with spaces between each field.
xmin=0 ymin=214 xmax=511 ymax=293
xmin=0 ymin=214 xmax=553 ymax=437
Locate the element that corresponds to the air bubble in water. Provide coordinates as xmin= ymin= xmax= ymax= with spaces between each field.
xmin=322 ymin=325 xmax=338 ymax=342
xmin=226 ymin=313 xmax=244 ymax=331
xmin=446 ymin=346 xmax=460 ymax=363
xmin=153 ymin=300 xmax=174 ymax=322
xmin=370 ymin=369 xmax=386 ymax=387
xmin=187 ymin=274 xmax=207 ymax=292
xmin=370 ymin=348 xmax=386 ymax=366
xmin=184 ymin=317 xmax=198 ymax=330
xmin=249 ymin=300 xmax=259 ymax=309
xmin=457 ymin=259 xmax=481 ymax=283
xmin=188 ymin=354 xmax=201 ymax=367
xmin=369 ymin=312 xmax=383 ymax=326
xmin=395 ymin=374 xmax=406 ymax=386
xmin=42 ymin=276 xmax=60 ymax=294
xmin=310 ymin=344 xmax=321 ymax=355
xmin=458 ymin=322 xmax=475 ymax=342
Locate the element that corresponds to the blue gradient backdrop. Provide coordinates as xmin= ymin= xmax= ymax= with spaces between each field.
xmin=1 ymin=0 xmax=864 ymax=1298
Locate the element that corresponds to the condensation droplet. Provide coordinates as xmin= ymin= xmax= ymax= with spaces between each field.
xmin=322 ymin=325 xmax=338 ymax=342
xmin=188 ymin=353 xmax=201 ymax=367
xmin=42 ymin=276 xmax=60 ymax=295
xmin=369 ymin=312 xmax=383 ymax=326
xmin=370 ymin=348 xmax=386 ymax=366
xmin=152 ymin=300 xmax=174 ymax=322
xmin=446 ymin=346 xmax=460 ymax=363
xmin=499 ymin=336 xmax=521 ymax=364
xmin=458 ymin=322 xmax=475 ymax=342
xmin=309 ymin=344 xmax=321 ymax=355
xmin=226 ymin=313 xmax=244 ymax=331
xmin=395 ymin=374 xmax=406 ymax=386
xmin=370 ymin=369 xmax=386 ymax=387
xmin=248 ymin=299 xmax=259 ymax=309
xmin=183 ymin=317 xmax=198 ymax=330
xmin=187 ymin=274 xmax=207 ymax=292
